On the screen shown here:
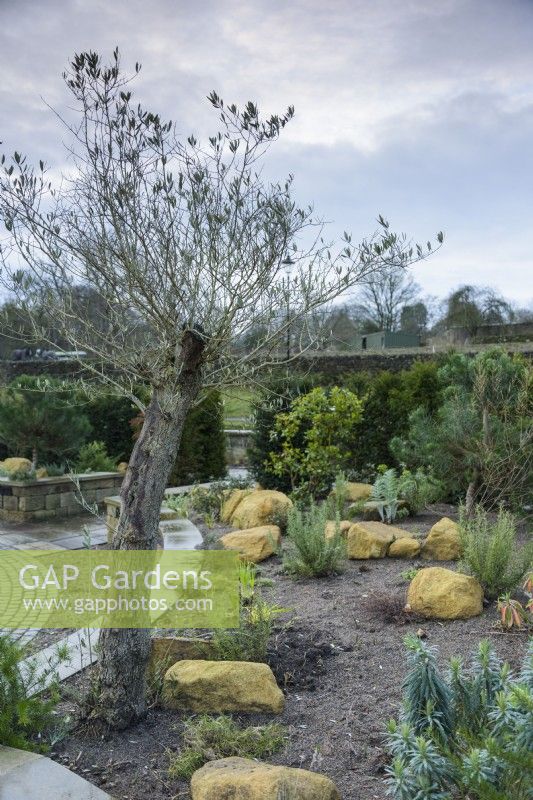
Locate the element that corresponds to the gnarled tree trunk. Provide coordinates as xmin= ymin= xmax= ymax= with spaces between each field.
xmin=95 ymin=332 xmax=204 ymax=729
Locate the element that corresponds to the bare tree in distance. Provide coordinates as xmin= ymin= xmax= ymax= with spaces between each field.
xmin=349 ymin=261 xmax=423 ymax=332
xmin=0 ymin=49 xmax=442 ymax=728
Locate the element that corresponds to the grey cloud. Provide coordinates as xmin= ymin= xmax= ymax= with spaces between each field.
xmin=0 ymin=0 xmax=532 ymax=301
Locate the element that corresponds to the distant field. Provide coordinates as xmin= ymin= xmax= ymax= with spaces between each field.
xmin=222 ymin=388 xmax=256 ymax=429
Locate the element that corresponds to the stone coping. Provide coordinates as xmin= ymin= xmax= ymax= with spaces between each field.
xmin=0 ymin=471 xmax=122 ymax=488
xmin=104 ymin=480 xmax=217 ymax=510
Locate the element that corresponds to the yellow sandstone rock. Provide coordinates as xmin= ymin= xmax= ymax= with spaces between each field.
xmin=421 ymin=517 xmax=461 ymax=561
xmin=148 ymin=637 xmax=215 ymax=676
xmin=345 ymin=482 xmax=373 ymax=501
xmin=220 ymin=488 xmax=253 ymax=524
xmin=230 ymin=489 xmax=292 ymax=529
xmin=35 ymin=467 xmax=48 ymax=479
xmin=345 ymin=520 xmax=409 ymax=558
xmin=407 ymin=566 xmax=483 ymax=619
xmin=117 ymin=461 xmax=129 ymax=474
xmin=220 ymin=525 xmax=281 ymax=562
xmin=388 ymin=537 xmax=421 ymax=558
xmin=191 ymin=757 xmax=341 ymax=800
xmin=163 ymin=660 xmax=285 ymax=713
xmin=324 ymin=520 xmax=352 ymax=539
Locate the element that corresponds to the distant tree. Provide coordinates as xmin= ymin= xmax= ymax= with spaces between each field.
xmin=400 ymin=301 xmax=428 ymax=334
xmin=350 ymin=263 xmax=422 ymax=331
xmin=513 ymin=305 xmax=533 ymax=324
xmin=438 ymin=285 xmax=514 ymax=336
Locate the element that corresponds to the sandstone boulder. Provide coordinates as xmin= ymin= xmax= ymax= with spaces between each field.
xmin=345 ymin=482 xmax=373 ymax=502
xmin=324 ymin=520 xmax=352 ymax=539
xmin=190 ymin=757 xmax=341 ymax=800
xmin=230 ymin=490 xmax=292 ymax=529
xmin=220 ymin=488 xmax=253 ymax=524
xmin=35 ymin=467 xmax=48 ymax=479
xmin=388 ymin=537 xmax=421 ymax=558
xmin=421 ymin=517 xmax=461 ymax=561
xmin=1 ymin=457 xmax=32 ymax=475
xmin=148 ymin=637 xmax=215 ymax=677
xmin=220 ymin=525 xmax=281 ymax=562
xmin=345 ymin=521 xmax=410 ymax=558
xmin=163 ymin=660 xmax=284 ymax=713
xmin=117 ymin=461 xmax=129 ymax=474
xmin=407 ymin=567 xmax=483 ymax=619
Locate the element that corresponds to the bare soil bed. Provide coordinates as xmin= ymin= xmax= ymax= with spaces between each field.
xmin=51 ymin=505 xmax=531 ymax=799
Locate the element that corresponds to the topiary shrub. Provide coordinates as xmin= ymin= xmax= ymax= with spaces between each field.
xmin=385 ymin=636 xmax=533 ymax=800
xmin=350 ymin=361 xmax=443 ymax=478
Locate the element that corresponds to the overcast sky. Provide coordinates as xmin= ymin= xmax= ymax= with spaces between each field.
xmin=1 ymin=0 xmax=532 ymax=306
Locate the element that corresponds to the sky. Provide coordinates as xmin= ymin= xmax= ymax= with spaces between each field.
xmin=1 ymin=0 xmax=532 ymax=307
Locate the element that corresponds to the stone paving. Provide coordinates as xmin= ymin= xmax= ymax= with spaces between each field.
xmin=0 ymin=745 xmax=113 ymax=800
xmin=0 ymin=514 xmax=108 ymax=551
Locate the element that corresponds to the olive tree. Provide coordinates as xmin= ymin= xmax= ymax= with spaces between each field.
xmin=0 ymin=50 xmax=440 ymax=728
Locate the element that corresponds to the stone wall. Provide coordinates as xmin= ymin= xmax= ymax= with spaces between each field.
xmin=291 ymin=344 xmax=533 ymax=377
xmin=0 ymin=472 xmax=123 ymax=522
xmin=431 ymin=322 xmax=533 ymax=346
xmin=0 ymin=358 xmax=91 ymax=384
xmin=225 ymin=429 xmax=253 ymax=465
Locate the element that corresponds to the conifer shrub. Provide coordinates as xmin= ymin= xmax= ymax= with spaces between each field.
xmin=130 ymin=390 xmax=227 ymax=485
xmin=0 ymin=634 xmax=69 ymax=751
xmin=0 ymin=375 xmax=91 ymax=466
xmin=76 ymin=440 xmax=117 ymax=472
